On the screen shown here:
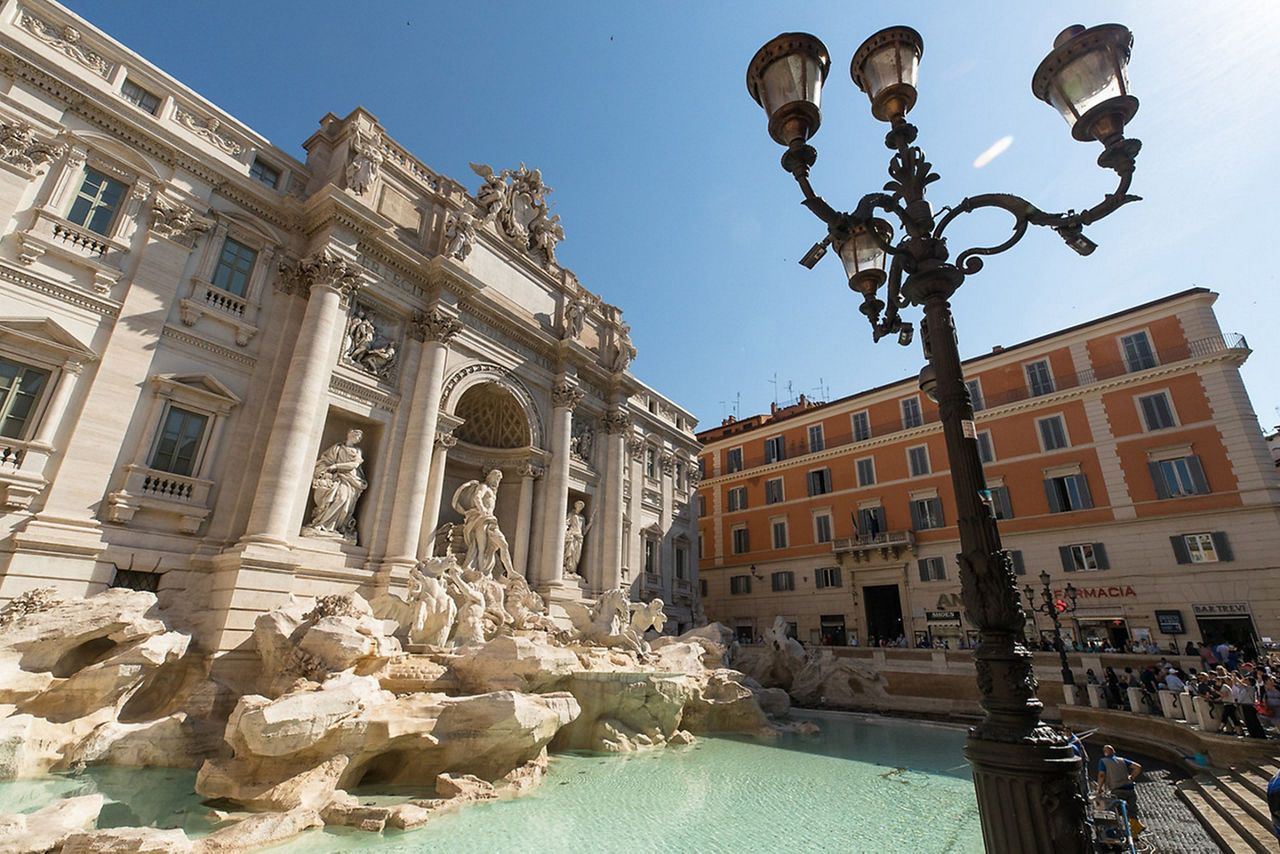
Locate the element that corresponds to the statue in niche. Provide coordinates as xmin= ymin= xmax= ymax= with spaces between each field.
xmin=611 ymin=323 xmax=636 ymax=373
xmin=307 ymin=429 xmax=367 ymax=542
xmin=562 ymin=499 xmax=594 ymax=579
xmin=563 ymin=298 xmax=586 ymax=339
xmin=450 ymin=468 xmax=515 ymax=578
xmin=407 ymin=557 xmax=457 ymax=647
xmin=345 ymin=310 xmax=376 ymax=362
xmin=444 ymin=210 xmax=477 ymax=260
xmin=570 ymin=422 xmax=594 ymax=463
xmin=346 ymin=135 xmax=383 ymax=195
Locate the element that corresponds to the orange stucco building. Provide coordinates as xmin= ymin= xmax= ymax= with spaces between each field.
xmin=695 ymin=288 xmax=1280 ymax=653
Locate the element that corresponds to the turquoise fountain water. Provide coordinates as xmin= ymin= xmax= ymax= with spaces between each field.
xmin=0 ymin=711 xmax=983 ymax=853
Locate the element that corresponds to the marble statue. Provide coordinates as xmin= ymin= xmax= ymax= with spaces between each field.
xmin=444 ymin=566 xmax=486 ymax=647
xmin=465 ymin=568 xmax=513 ymax=635
xmin=503 ymin=573 xmax=556 ymax=632
xmin=611 ymin=323 xmax=636 ymax=373
xmin=528 ymin=210 xmax=563 ymax=268
xmin=307 ymin=429 xmax=367 ymax=541
xmin=407 ymin=557 xmax=457 ymax=647
xmin=345 ymin=311 xmax=375 ymax=362
xmin=469 ymin=162 xmax=506 ymax=220
xmin=444 ymin=210 xmax=476 ymax=260
xmin=629 ymin=598 xmax=667 ymax=638
xmin=570 ymin=423 xmax=593 ymax=464
xmin=562 ymin=500 xmax=593 ymax=579
xmin=451 ymin=469 xmax=515 ymax=578
xmin=360 ymin=341 xmax=396 ymax=377
xmin=764 ymin=615 xmax=807 ymax=662
xmin=563 ymin=298 xmax=586 ymax=339
xmin=346 ymin=136 xmax=382 ymax=195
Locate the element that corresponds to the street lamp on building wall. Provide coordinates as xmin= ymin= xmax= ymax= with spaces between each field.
xmin=1023 ymin=570 xmax=1079 ymax=690
xmin=746 ymin=23 xmax=1141 ymax=854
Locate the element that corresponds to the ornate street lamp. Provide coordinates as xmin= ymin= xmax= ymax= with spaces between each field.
xmin=747 ymin=22 xmax=1141 ymax=854
xmin=1023 ymin=571 xmax=1080 ymax=690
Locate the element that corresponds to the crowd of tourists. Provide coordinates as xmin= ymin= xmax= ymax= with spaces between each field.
xmin=1079 ymin=641 xmax=1280 ymax=739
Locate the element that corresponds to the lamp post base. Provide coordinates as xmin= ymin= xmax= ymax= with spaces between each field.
xmin=965 ymin=733 xmax=1090 ymax=853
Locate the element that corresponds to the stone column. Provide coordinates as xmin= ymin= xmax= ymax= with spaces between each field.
xmin=380 ymin=307 xmax=462 ymax=572
xmin=241 ymin=250 xmax=361 ymax=546
xmin=418 ymin=422 xmax=460 ymax=560
xmin=29 ymin=360 xmax=83 ymax=448
xmin=536 ymin=376 xmax=582 ymax=593
xmin=597 ymin=407 xmax=631 ymax=592
xmin=513 ymin=460 xmax=543 ymax=577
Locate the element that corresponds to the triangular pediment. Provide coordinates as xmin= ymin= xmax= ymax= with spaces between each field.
xmin=0 ymin=317 xmax=98 ymax=362
xmin=153 ymin=373 xmax=241 ymax=407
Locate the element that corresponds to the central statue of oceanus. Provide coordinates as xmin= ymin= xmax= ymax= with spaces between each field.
xmin=450 ymin=469 xmax=515 ymax=578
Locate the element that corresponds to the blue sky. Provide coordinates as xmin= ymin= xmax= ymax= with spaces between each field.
xmin=62 ymin=1 xmax=1280 ymax=432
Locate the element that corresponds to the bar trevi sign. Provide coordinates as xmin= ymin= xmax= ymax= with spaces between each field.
xmin=1192 ymin=603 xmax=1250 ymax=616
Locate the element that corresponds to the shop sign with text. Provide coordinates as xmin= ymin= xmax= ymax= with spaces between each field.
xmin=1192 ymin=603 xmax=1250 ymax=616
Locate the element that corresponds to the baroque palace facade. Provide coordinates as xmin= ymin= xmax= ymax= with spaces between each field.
xmin=697 ymin=288 xmax=1280 ymax=653
xmin=0 ymin=0 xmax=701 ymax=669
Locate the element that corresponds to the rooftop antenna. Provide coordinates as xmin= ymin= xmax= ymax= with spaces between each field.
xmin=768 ymin=373 xmax=778 ymax=407
xmin=813 ymin=377 xmax=830 ymax=401
xmin=786 ymin=379 xmax=795 ymax=406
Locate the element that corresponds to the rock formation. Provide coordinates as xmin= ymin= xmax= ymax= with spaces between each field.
xmin=0 ymin=583 xmax=787 ymax=852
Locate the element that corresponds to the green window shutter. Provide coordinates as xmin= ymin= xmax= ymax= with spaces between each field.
xmin=1169 ymin=535 xmax=1191 ymax=564
xmin=1044 ymin=479 xmax=1062 ymax=513
xmin=1093 ymin=542 xmax=1109 ymax=570
xmin=1074 ymin=475 xmax=1093 ymax=510
xmin=909 ymin=501 xmax=923 ymax=531
xmin=1059 ymin=546 xmax=1075 ymax=572
xmin=1187 ymin=455 xmax=1210 ymax=494
xmin=1148 ymin=462 xmax=1171 ymax=499
xmin=918 ymin=560 xmax=930 ymax=582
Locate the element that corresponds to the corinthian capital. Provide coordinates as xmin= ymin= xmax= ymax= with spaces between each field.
xmin=410 ymin=307 xmax=463 ymax=344
xmin=276 ymin=249 xmax=362 ymax=302
xmin=551 ymin=379 xmax=584 ymax=410
xmin=601 ymin=407 xmax=632 ymax=434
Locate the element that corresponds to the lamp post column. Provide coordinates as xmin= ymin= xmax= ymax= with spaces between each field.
xmin=919 ymin=281 xmax=1089 ymax=853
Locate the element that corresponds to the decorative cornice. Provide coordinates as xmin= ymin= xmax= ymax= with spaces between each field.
xmin=160 ymin=324 xmax=255 ymax=367
xmin=328 ymin=374 xmax=398 ymax=412
xmin=0 ymin=262 xmax=117 ymax=317
xmin=551 ymin=379 xmax=583 ymax=410
xmin=409 ymin=307 xmax=462 ymax=344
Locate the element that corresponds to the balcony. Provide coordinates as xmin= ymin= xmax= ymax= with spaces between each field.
xmin=0 ymin=439 xmax=52 ymax=509
xmin=832 ymin=529 xmax=915 ymax=562
xmin=15 ymin=210 xmax=128 ymax=294
xmin=103 ymin=464 xmax=214 ymax=534
xmin=179 ymin=277 xmax=259 ymax=346
xmin=673 ymin=577 xmax=695 ymax=602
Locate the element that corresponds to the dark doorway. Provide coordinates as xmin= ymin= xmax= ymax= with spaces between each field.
xmin=820 ymin=614 xmax=846 ymax=646
xmin=1195 ymin=616 xmax=1258 ymax=660
xmin=864 ymin=584 xmax=904 ymax=645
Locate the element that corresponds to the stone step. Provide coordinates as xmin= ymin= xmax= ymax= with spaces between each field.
xmin=1233 ymin=765 xmax=1272 ymax=800
xmin=1178 ymin=775 xmax=1275 ymax=853
xmin=1213 ymin=768 xmax=1273 ymax=829
xmin=1177 ymin=784 xmax=1259 ymax=854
